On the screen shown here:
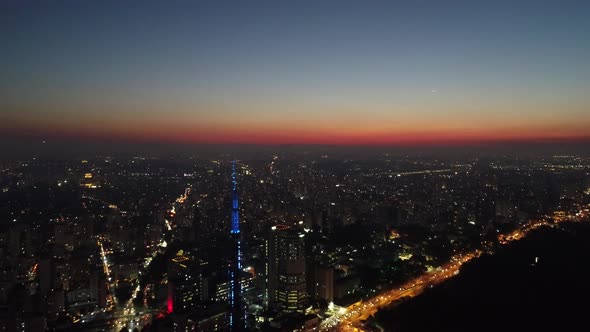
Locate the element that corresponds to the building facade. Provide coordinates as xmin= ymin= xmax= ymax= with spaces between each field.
xmin=267 ymin=225 xmax=307 ymax=313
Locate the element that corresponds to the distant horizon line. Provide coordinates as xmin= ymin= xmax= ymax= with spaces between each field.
xmin=2 ymin=133 xmax=590 ymax=147
xmin=2 ymin=127 xmax=590 ymax=147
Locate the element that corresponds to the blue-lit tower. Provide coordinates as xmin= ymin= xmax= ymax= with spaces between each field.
xmin=229 ymin=160 xmax=244 ymax=330
xmin=231 ymin=161 xmax=240 ymax=235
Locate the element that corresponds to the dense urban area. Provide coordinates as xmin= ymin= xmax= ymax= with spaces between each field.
xmin=1 ymin=153 xmax=589 ymax=331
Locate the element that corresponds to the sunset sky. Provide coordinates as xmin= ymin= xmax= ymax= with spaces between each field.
xmin=2 ymin=1 xmax=589 ymax=146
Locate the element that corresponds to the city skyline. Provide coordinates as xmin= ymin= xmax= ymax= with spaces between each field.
xmin=2 ymin=1 xmax=590 ymax=147
xmin=3 ymin=2 xmax=590 ymax=331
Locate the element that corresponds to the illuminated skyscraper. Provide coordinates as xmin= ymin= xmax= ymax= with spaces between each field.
xmin=167 ymin=252 xmax=208 ymax=314
xmin=229 ymin=161 xmax=244 ymax=330
xmin=267 ymin=225 xmax=307 ymax=313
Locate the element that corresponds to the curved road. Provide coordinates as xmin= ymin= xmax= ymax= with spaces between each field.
xmin=314 ymin=206 xmax=589 ymax=332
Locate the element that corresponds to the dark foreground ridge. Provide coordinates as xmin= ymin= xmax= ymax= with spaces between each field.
xmin=375 ymin=222 xmax=590 ymax=332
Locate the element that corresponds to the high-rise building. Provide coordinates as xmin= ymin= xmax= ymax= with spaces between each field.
xmin=267 ymin=225 xmax=307 ymax=313
xmin=313 ymin=266 xmax=334 ymax=303
xmin=171 ymin=303 xmax=229 ymax=332
xmin=167 ymin=252 xmax=208 ymax=313
xmin=229 ymin=161 xmax=244 ymax=330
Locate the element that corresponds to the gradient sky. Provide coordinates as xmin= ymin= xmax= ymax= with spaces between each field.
xmin=1 ymin=0 xmax=590 ymax=146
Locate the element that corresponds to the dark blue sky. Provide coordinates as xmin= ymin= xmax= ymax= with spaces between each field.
xmin=1 ymin=0 xmax=589 ymax=145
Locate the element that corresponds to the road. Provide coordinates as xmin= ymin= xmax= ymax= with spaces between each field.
xmin=109 ymin=187 xmax=192 ymax=331
xmin=315 ymin=205 xmax=589 ymax=332
xmin=79 ymin=237 xmax=148 ymax=331
xmin=318 ymin=252 xmax=479 ymax=331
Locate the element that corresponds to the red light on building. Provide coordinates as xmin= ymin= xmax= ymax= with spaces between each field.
xmin=167 ymin=286 xmax=174 ymax=313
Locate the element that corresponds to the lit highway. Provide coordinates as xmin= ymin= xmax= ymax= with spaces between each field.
xmin=315 ymin=206 xmax=589 ymax=332
xmin=76 ymin=189 xmax=179 ymax=332
xmin=70 ymin=237 xmax=116 ymax=329
xmin=317 ymin=252 xmax=479 ymax=331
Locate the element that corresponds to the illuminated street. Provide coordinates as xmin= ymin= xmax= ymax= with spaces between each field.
xmin=317 ymin=207 xmax=589 ymax=332
xmin=317 ymin=252 xmax=478 ymax=331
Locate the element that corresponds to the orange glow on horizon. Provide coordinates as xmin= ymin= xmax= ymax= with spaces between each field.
xmin=3 ymin=120 xmax=590 ymax=147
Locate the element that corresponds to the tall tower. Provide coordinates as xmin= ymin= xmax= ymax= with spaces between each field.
xmin=267 ymin=225 xmax=307 ymax=313
xmin=229 ymin=160 xmax=244 ymax=330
